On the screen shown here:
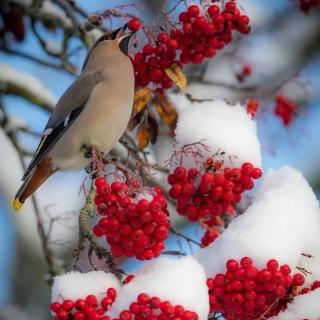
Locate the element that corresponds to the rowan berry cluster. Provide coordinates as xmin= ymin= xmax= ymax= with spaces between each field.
xmin=119 ymin=293 xmax=199 ymax=320
xmin=132 ymin=1 xmax=250 ymax=91
xmin=168 ymin=160 xmax=262 ymax=246
xmin=50 ymin=287 xmax=117 ymax=320
xmin=274 ymin=95 xmax=296 ymax=126
xmin=93 ymin=177 xmax=170 ymax=260
xmin=207 ymin=257 xmax=305 ymax=320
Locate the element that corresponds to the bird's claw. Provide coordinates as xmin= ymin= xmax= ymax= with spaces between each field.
xmin=82 ymin=144 xmax=94 ymax=159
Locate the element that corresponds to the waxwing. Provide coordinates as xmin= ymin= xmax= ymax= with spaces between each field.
xmin=12 ymin=24 xmax=135 ymax=211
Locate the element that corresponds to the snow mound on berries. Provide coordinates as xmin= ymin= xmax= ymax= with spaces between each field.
xmin=108 ymin=257 xmax=209 ymax=320
xmin=51 ymin=271 xmax=120 ymax=302
xmin=270 ymin=289 xmax=320 ymax=320
xmin=174 ymin=99 xmax=261 ymax=168
xmin=196 ymin=166 xmax=320 ymax=277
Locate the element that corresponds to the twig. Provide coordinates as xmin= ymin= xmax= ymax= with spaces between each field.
xmin=170 ymin=226 xmax=201 ymax=247
xmin=161 ymin=250 xmax=187 ymax=256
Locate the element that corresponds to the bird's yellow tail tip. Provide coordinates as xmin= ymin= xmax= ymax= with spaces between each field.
xmin=12 ymin=198 xmax=23 ymax=212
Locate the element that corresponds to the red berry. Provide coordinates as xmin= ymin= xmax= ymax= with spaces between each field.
xmin=50 ymin=302 xmax=61 ymax=313
xmin=85 ymin=295 xmax=97 ymax=307
xmin=138 ymin=293 xmax=150 ymax=305
xmin=241 ymin=162 xmax=254 ymax=174
xmin=240 ymin=257 xmax=253 ymax=268
xmin=251 ymin=168 xmax=262 ymax=179
xmin=226 ymin=259 xmax=238 ymax=271
xmin=142 ymin=44 xmax=154 ymax=55
xmin=75 ymin=299 xmax=86 ymax=310
xmin=128 ymin=19 xmax=141 ymax=31
xmin=179 ymin=11 xmax=190 ymax=22
xmin=225 ymin=1 xmax=236 ymax=13
xmin=187 ymin=5 xmax=200 ymax=17
xmin=62 ymin=300 xmax=74 ymax=311
xmin=149 ymin=68 xmax=164 ymax=82
xmin=73 ymin=312 xmax=86 ymax=320
xmin=293 ymin=273 xmax=305 ymax=286
xmin=95 ymin=177 xmax=106 ymax=188
xmin=238 ymin=15 xmax=249 ymax=27
xmin=157 ymin=32 xmax=169 ymax=43
xmin=267 ymin=259 xmax=279 ymax=271
xmin=208 ymin=5 xmax=220 ymax=16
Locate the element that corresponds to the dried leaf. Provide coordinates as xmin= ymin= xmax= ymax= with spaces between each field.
xmin=164 ymin=63 xmax=187 ymax=90
xmin=127 ymin=110 xmax=144 ymax=131
xmin=147 ymin=112 xmax=159 ymax=145
xmin=155 ymin=92 xmax=178 ymax=127
xmin=136 ymin=120 xmax=149 ymax=150
xmin=133 ymin=88 xmax=153 ymax=115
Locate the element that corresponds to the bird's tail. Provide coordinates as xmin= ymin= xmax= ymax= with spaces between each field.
xmin=12 ymin=158 xmax=56 ymax=212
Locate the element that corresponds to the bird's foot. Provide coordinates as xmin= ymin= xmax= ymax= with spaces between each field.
xmin=82 ymin=144 xmax=94 ymax=159
xmin=81 ymin=144 xmax=105 ymax=160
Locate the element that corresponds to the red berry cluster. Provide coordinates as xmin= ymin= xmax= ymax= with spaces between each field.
xmin=274 ymin=95 xmax=296 ymax=126
xmin=132 ymin=1 xmax=250 ymax=91
xmin=93 ymin=177 xmax=170 ymax=260
xmin=50 ymin=288 xmax=117 ymax=320
xmin=117 ymin=293 xmax=199 ymax=320
xmin=167 ymin=160 xmax=262 ymax=245
xmin=246 ymin=99 xmax=259 ymax=117
xmin=207 ymin=257 xmax=305 ymax=320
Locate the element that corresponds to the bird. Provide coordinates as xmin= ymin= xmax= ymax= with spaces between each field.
xmin=12 ymin=24 xmax=136 ymax=211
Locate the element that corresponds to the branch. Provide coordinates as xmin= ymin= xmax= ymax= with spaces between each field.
xmin=0 ymin=43 xmax=77 ymax=75
xmin=72 ymin=182 xmax=124 ymax=280
xmin=0 ymin=78 xmax=54 ymax=112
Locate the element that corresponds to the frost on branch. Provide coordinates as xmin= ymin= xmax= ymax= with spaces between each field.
xmin=51 ymin=271 xmax=120 ymax=303
xmin=270 ymin=288 xmax=320 ymax=320
xmin=0 ymin=63 xmax=55 ymax=110
xmin=108 ymin=257 xmax=209 ymax=320
xmin=196 ymin=166 xmax=320 ymax=277
xmin=173 ymin=99 xmax=261 ymax=169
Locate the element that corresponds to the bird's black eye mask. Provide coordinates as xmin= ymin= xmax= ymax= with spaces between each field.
xmin=81 ymin=26 xmax=130 ymax=71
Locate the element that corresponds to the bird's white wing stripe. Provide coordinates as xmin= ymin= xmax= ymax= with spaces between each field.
xmin=64 ymin=113 xmax=71 ymax=127
xmin=43 ymin=128 xmax=53 ymax=136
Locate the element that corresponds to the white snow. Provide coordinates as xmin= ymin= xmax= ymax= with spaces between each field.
xmin=195 ymin=166 xmax=320 ymax=279
xmin=0 ymin=63 xmax=55 ymax=107
xmin=45 ymin=41 xmax=63 ymax=55
xmin=108 ymin=257 xmax=209 ymax=320
xmin=173 ymin=99 xmax=261 ymax=168
xmin=39 ymin=0 xmax=73 ymax=28
xmin=270 ymin=289 xmax=320 ymax=320
xmin=51 ymin=271 xmax=121 ymax=302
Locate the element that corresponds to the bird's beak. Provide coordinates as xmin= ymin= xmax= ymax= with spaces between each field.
xmin=116 ymin=23 xmax=135 ymax=42
xmin=117 ymin=23 xmax=136 ymax=55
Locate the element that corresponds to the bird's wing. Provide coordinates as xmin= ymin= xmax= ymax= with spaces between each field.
xmin=22 ymin=70 xmax=104 ymax=181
